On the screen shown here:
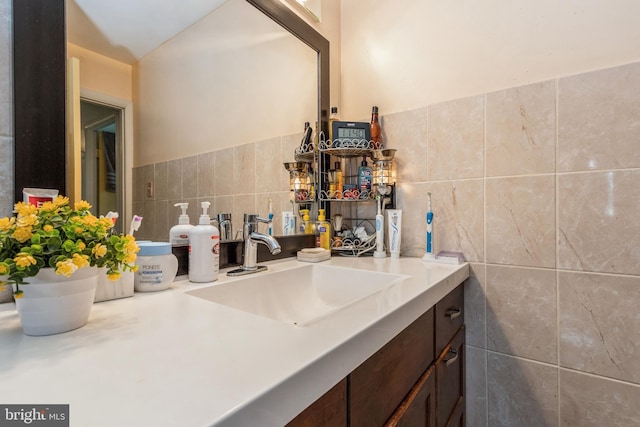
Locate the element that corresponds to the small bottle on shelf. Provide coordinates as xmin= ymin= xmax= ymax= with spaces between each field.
xmin=370 ymin=106 xmax=382 ymax=149
xmin=317 ymin=209 xmax=332 ymax=250
xmin=358 ymin=156 xmax=372 ymax=199
xmin=334 ymin=161 xmax=343 ymax=199
xmin=300 ymin=121 xmax=312 ymax=151
xmin=329 ymin=106 xmax=340 ymax=142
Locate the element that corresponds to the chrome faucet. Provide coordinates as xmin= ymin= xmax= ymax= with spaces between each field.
xmin=227 ymin=214 xmax=281 ymax=276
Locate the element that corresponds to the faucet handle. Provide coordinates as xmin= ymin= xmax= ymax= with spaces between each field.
xmin=243 ymin=214 xmax=271 ymax=224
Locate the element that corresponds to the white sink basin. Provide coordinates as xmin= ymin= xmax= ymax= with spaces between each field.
xmin=187 ymin=264 xmax=409 ymax=326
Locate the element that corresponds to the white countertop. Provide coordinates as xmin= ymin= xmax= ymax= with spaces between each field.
xmin=0 ymin=256 xmax=468 ymax=427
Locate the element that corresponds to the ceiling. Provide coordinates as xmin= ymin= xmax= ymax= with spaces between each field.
xmin=66 ymin=0 xmax=229 ymax=64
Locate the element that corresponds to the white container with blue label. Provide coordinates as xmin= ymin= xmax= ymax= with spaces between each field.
xmin=134 ymin=242 xmax=178 ymax=292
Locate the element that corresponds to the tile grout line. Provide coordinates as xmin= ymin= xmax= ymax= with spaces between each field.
xmin=483 ymin=92 xmax=489 ymax=427
xmin=555 ymin=76 xmax=562 ymax=427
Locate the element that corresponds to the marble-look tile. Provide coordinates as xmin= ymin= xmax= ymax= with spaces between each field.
xmin=154 ymin=200 xmax=169 ymax=241
xmin=182 ymin=155 xmax=198 ymax=199
xmin=465 ymin=263 xmax=486 ymax=348
xmin=234 ymin=143 xmax=256 ymax=195
xmin=558 ymin=62 xmax=640 ymax=172
xmin=466 ymin=346 xmax=488 ymax=427
xmin=427 ymin=95 xmax=484 ymax=181
xmin=380 ymin=107 xmax=428 ymax=183
xmin=0 ymin=136 xmax=13 ymax=217
xmin=487 ymin=353 xmax=558 ymax=427
xmin=486 ymin=81 xmax=556 ymax=177
xmin=167 ymin=159 xmax=183 ymax=200
xmin=135 ymin=165 xmax=154 ymax=203
xmin=486 ymin=175 xmax=555 ymax=268
xmin=256 ymin=137 xmax=285 ymax=193
xmin=558 ymin=170 xmax=640 ymax=275
xmin=559 ymin=271 xmax=640 ymax=383
xmin=486 ymin=265 xmax=557 ymax=363
xmin=281 ymin=133 xmax=300 ymax=163
xmin=214 ymin=148 xmax=234 ymax=196
xmin=153 ymin=161 xmax=168 ymax=201
xmin=138 ymin=201 xmax=157 ymax=241
xmin=232 ymin=194 xmax=256 ymax=232
xmin=560 ymin=369 xmax=640 ymax=426
xmin=396 ymin=180 xmax=484 ymax=260
xmin=197 ymin=152 xmax=215 ymax=198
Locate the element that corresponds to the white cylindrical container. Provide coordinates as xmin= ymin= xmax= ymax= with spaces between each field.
xmin=170 ymin=203 xmax=193 ymax=279
xmin=282 ymin=211 xmax=296 ymax=236
xmin=134 ymin=242 xmax=178 ymax=292
xmin=189 ymin=202 xmax=220 ymax=283
xmin=387 ymin=209 xmax=402 ymax=258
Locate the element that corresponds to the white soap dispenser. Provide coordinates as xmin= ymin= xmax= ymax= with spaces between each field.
xmin=170 ymin=202 xmax=193 ymax=278
xmin=188 ymin=201 xmax=220 ymax=283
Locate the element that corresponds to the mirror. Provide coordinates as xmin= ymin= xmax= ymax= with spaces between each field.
xmin=13 ymin=0 xmax=329 ymax=232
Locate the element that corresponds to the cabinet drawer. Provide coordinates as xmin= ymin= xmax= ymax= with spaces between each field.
xmin=435 ymin=285 xmax=464 ymax=357
xmin=384 ymin=364 xmax=436 ymax=427
xmin=349 ymin=308 xmax=435 ymax=427
xmin=436 ymin=326 xmax=465 ymax=427
xmin=286 ymin=378 xmax=347 ymax=427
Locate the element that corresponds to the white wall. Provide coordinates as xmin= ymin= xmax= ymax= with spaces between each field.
xmin=67 ymin=43 xmax=133 ymax=102
xmin=341 ymin=0 xmax=640 ymax=118
xmin=134 ymin=0 xmax=318 ymax=166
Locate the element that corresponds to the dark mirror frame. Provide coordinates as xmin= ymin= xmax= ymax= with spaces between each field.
xmin=12 ymin=0 xmax=329 ymax=204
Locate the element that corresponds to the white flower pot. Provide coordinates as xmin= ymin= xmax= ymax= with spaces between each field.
xmin=13 ymin=266 xmax=99 ymax=336
xmin=95 ymin=270 xmax=134 ymax=302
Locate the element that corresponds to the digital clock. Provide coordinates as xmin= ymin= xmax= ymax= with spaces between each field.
xmin=331 ymin=121 xmax=370 ymax=145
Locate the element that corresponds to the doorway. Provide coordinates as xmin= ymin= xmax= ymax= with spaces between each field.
xmin=80 ymin=100 xmax=124 ymax=233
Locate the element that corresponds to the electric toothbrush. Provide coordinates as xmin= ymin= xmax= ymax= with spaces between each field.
xmin=267 ymin=198 xmax=273 ymax=236
xmin=422 ymin=192 xmax=435 ymax=261
xmin=374 ymin=196 xmax=386 ymax=258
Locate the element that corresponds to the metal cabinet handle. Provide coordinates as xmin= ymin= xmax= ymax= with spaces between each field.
xmin=445 ymin=307 xmax=461 ymax=320
xmin=444 ymin=349 xmax=459 ymax=367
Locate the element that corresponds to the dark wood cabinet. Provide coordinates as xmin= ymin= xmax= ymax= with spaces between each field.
xmin=436 ymin=326 xmax=465 ymax=427
xmin=385 ymin=364 xmax=437 ymax=427
xmin=286 ymin=378 xmax=347 ymax=427
xmin=290 ymin=284 xmax=465 ymax=427
xmin=349 ymin=308 xmax=435 ymax=427
xmin=435 ymin=284 xmax=465 ymax=357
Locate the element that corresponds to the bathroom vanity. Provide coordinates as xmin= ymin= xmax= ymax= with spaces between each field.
xmin=288 ymin=284 xmax=465 ymax=427
xmin=0 ymin=257 xmax=468 ymax=426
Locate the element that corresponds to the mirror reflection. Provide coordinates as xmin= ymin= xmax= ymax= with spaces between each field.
xmin=66 ymin=0 xmax=318 ymax=239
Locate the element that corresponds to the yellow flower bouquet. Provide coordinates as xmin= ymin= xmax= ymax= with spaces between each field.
xmin=0 ymin=196 xmax=139 ymax=297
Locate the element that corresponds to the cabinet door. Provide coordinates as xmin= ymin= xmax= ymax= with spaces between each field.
xmin=436 ymin=326 xmax=465 ymax=427
xmin=286 ymin=378 xmax=347 ymax=427
xmin=444 ymin=397 xmax=465 ymax=427
xmin=349 ymin=308 xmax=435 ymax=427
xmin=435 ymin=285 xmax=464 ymax=357
xmin=385 ymin=365 xmax=436 ymax=427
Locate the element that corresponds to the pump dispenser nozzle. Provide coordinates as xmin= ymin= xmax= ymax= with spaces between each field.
xmin=174 ymin=202 xmax=190 ymax=224
xmin=199 ymin=201 xmax=211 ymax=225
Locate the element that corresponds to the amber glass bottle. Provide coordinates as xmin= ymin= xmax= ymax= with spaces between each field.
xmin=370 ymin=106 xmax=382 ymax=149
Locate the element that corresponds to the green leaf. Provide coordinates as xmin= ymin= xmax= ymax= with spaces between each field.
xmin=47 ymin=236 xmax=62 ymax=251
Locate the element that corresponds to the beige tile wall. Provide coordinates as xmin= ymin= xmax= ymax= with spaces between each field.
xmin=133 ymin=134 xmax=297 ymax=241
xmin=380 ymin=61 xmax=640 ymax=426
xmin=133 ymin=61 xmax=640 ymax=426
